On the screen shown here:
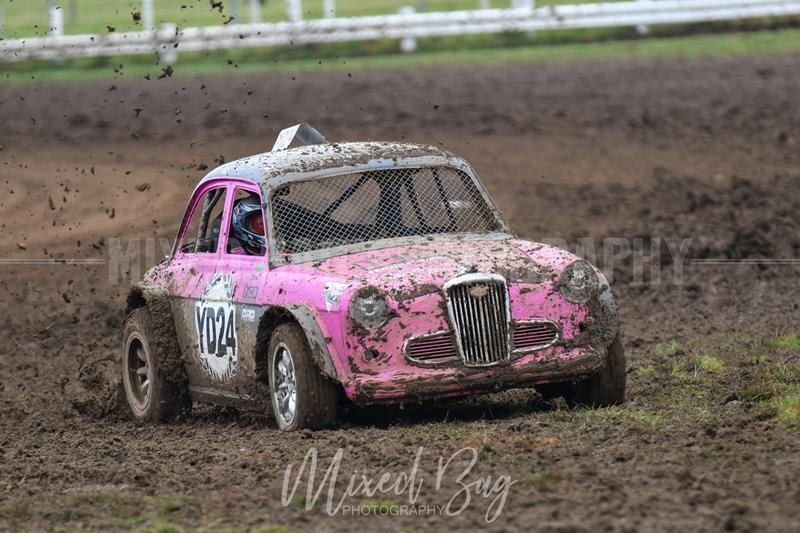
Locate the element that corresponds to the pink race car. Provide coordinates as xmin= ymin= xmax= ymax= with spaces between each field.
xmin=122 ymin=124 xmax=624 ymax=431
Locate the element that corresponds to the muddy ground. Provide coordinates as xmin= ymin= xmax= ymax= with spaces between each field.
xmin=1 ymin=53 xmax=799 ymax=531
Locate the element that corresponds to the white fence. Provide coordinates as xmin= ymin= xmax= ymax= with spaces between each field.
xmin=2 ymin=0 xmax=800 ymax=63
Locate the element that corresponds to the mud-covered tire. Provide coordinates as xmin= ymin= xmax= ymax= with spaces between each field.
xmin=268 ymin=323 xmax=338 ymax=431
xmin=568 ymin=333 xmax=626 ymax=407
xmin=121 ymin=307 xmax=191 ymax=422
xmin=537 ymin=333 xmax=626 ymax=407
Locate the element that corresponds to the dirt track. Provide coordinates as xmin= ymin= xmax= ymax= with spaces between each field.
xmin=1 ymin=54 xmax=800 ymax=531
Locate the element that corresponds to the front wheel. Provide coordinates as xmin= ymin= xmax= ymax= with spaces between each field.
xmin=537 ymin=333 xmax=626 ymax=408
xmin=268 ymin=323 xmax=338 ymax=431
xmin=569 ymin=333 xmax=626 ymax=407
xmin=121 ymin=307 xmax=191 ymax=421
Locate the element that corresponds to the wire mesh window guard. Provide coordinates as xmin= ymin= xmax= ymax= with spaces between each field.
xmin=271 ymin=167 xmax=501 ymax=254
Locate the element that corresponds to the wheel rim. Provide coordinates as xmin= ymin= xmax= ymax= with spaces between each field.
xmin=272 ymin=342 xmax=297 ymax=426
xmin=126 ymin=333 xmax=151 ymax=410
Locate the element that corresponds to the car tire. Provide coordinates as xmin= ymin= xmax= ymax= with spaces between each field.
xmin=537 ymin=333 xmax=626 ymax=408
xmin=268 ymin=323 xmax=338 ymax=431
xmin=568 ymin=332 xmax=626 ymax=407
xmin=121 ymin=307 xmax=191 ymax=422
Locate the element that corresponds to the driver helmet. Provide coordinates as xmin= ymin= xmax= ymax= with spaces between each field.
xmin=231 ymin=194 xmax=266 ymax=255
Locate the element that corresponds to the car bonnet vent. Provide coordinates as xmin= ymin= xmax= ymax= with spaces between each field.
xmin=272 ymin=123 xmax=327 ymax=151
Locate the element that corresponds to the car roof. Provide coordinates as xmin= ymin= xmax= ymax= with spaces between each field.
xmin=199 ymin=140 xmax=462 ymax=190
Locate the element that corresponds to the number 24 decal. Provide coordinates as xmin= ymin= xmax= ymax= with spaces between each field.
xmin=195 ymin=304 xmax=237 ymax=357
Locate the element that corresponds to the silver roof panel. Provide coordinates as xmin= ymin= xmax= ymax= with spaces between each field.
xmin=200 ymin=141 xmax=457 ymax=189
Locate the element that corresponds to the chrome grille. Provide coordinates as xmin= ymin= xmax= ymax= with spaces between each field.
xmin=512 ymin=321 xmax=560 ymax=353
xmin=405 ymin=332 xmax=458 ymax=364
xmin=445 ymin=276 xmax=510 ymax=366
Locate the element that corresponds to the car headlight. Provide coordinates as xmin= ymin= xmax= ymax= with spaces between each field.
xmin=349 ymin=287 xmax=389 ymax=329
xmin=559 ymin=260 xmax=599 ymax=303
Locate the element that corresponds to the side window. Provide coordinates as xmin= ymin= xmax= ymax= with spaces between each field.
xmin=227 ymin=188 xmax=266 ymax=256
xmin=181 ymin=187 xmax=228 ymax=254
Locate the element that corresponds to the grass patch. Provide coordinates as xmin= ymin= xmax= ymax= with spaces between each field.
xmin=66 ymin=491 xmax=144 ymax=521
xmin=771 ymin=334 xmax=800 ymax=351
xmin=773 ymin=393 xmax=800 ymax=427
xmin=0 ymin=501 xmax=32 ymax=521
xmin=670 ymin=354 xmax=725 ymax=384
xmin=696 ymin=355 xmax=725 ymax=373
xmin=648 ymin=332 xmax=800 ymax=429
xmin=449 ymin=428 xmax=465 ymax=439
xmin=548 ymin=405 xmax=666 ymax=428
xmin=110 ymin=515 xmax=149 ymax=528
xmin=151 ymin=523 xmax=183 ymax=533
xmin=735 ymin=385 xmax=773 ymax=403
xmin=0 ymin=491 xmax=202 ymax=530
xmin=252 ymin=526 xmax=291 ymax=533
xmin=583 ymin=407 xmax=665 ymax=427
xmin=522 ymin=471 xmax=557 ymax=489
xmin=479 ymin=442 xmax=496 ymax=460
xmin=288 ymin=493 xmax=307 ymax=509
xmin=3 ymin=28 xmax=800 ymax=84
xmin=639 ymin=365 xmax=656 ymax=376
xmin=655 ymin=340 xmax=682 ymax=357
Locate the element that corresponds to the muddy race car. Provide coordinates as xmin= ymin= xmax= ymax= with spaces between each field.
xmin=121 ymin=124 xmax=625 ymax=431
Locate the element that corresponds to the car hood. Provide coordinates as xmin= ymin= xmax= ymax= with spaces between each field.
xmin=306 ymin=238 xmax=581 ymax=298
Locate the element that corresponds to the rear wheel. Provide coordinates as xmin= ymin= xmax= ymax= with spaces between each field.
xmin=268 ymin=323 xmax=338 ymax=431
xmin=121 ymin=308 xmax=190 ymax=421
xmin=538 ymin=333 xmax=626 ymax=408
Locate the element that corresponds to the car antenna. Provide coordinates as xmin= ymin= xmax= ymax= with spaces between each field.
xmin=271 ymin=123 xmax=327 ymax=151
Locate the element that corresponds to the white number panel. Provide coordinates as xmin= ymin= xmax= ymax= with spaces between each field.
xmin=195 ymin=273 xmax=238 ymax=381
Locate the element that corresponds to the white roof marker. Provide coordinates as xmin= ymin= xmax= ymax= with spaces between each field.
xmin=271 ymin=123 xmax=327 ymax=151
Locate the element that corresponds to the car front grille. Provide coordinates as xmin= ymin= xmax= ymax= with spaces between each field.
xmin=512 ymin=321 xmax=560 ymax=352
xmin=445 ymin=276 xmax=510 ymax=366
xmin=404 ymin=332 xmax=458 ymax=364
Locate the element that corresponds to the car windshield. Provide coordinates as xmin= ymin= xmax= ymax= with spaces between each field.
xmin=270 ymin=166 xmax=504 ymax=255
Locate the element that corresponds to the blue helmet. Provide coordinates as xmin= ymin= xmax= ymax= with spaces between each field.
xmin=231 ymin=195 xmax=266 ymax=255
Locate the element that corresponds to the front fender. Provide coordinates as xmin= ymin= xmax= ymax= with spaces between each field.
xmin=285 ymin=304 xmax=340 ymax=381
xmin=591 ymin=271 xmax=621 ymax=349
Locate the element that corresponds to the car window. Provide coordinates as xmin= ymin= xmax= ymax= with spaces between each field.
xmin=181 ymin=187 xmax=228 ymax=254
xmin=227 ymin=188 xmax=266 ymax=256
xmin=271 ymin=167 xmax=502 ymax=255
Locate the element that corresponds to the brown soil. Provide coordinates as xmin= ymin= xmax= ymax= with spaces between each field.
xmin=1 ymin=54 xmax=799 ymax=531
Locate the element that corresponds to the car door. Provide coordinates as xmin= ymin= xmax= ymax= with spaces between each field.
xmin=216 ymin=182 xmax=271 ymax=401
xmin=168 ymin=181 xmax=241 ymax=398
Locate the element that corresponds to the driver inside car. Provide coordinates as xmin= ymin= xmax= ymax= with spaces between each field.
xmin=226 ymin=193 xmax=266 ymax=255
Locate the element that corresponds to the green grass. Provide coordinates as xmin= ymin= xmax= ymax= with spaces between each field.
xmin=522 ymin=471 xmax=557 ymax=489
xmin=251 ymin=526 xmax=291 ymax=533
xmin=655 ymin=340 xmax=682 ymax=357
xmin=774 ymin=393 xmax=800 ymax=427
xmin=0 ymin=501 xmax=32 ymax=522
xmin=1 ymin=491 xmax=201 ymax=530
xmin=581 ymin=406 xmax=666 ymax=427
xmin=3 ymin=27 xmax=800 ymax=85
xmin=0 ymin=0 xmax=613 ymax=38
xmin=696 ymin=354 xmax=725 ymax=373
xmin=771 ymin=334 xmax=800 ymax=351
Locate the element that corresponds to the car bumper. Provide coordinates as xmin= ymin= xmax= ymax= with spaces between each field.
xmin=344 ymin=344 xmax=604 ymax=404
